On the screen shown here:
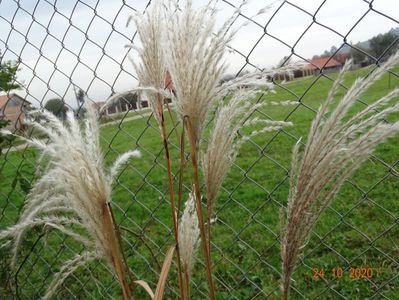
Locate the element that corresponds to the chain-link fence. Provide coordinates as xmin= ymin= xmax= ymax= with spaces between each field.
xmin=1 ymin=0 xmax=398 ymax=299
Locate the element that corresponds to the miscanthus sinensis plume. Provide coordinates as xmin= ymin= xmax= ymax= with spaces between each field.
xmin=126 ymin=0 xmax=166 ymax=123
xmin=127 ymin=2 xmax=187 ymax=297
xmin=178 ymin=191 xmax=200 ymax=297
xmin=203 ymin=89 xmax=293 ymax=223
xmin=163 ymin=0 xmax=290 ymax=148
xmin=163 ymin=1 xmax=295 ymax=290
xmin=0 ymin=102 xmax=140 ymax=299
xmin=281 ymin=53 xmax=399 ymax=299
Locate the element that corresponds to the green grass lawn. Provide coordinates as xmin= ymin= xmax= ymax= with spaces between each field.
xmin=0 ymin=65 xmax=398 ymax=299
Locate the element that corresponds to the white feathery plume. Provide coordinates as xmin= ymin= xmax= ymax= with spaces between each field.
xmin=163 ymin=0 xmax=290 ymax=147
xmin=110 ymin=150 xmax=141 ymax=184
xmin=126 ymin=0 xmax=166 ymax=123
xmin=126 ymin=2 xmax=195 ymax=297
xmin=178 ymin=191 xmax=200 ymax=286
xmin=203 ymin=89 xmax=292 ymax=223
xmin=164 ymin=0 xmax=228 ymax=146
xmin=0 ymin=102 xmax=139 ymax=299
xmin=43 ymin=251 xmax=101 ymax=300
xmin=127 ymin=2 xmax=190 ymax=297
xmin=162 ymin=3 xmax=295 ymax=297
xmin=0 ymin=129 xmax=12 ymax=136
xmin=281 ymin=53 xmax=399 ymax=299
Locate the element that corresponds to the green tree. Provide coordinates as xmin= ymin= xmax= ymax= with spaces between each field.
xmin=44 ymin=98 xmax=68 ymax=120
xmin=369 ymin=31 xmax=398 ymax=58
xmin=75 ymin=88 xmax=86 ymax=118
xmin=0 ymin=119 xmax=15 ymax=156
xmin=329 ymin=45 xmax=338 ymax=55
xmin=277 ymin=55 xmax=292 ymax=67
xmin=351 ymin=47 xmax=368 ymax=64
xmin=77 ymin=88 xmax=85 ymax=105
xmin=0 ymin=52 xmax=20 ymax=92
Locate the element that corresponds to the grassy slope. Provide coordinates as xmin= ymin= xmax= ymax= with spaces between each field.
xmin=0 ymin=65 xmax=398 ymax=299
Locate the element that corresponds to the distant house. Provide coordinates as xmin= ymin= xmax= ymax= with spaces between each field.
xmin=302 ymin=57 xmax=342 ymax=76
xmin=92 ymin=101 xmax=105 ymax=111
xmin=96 ymin=71 xmax=175 ymax=115
xmin=0 ymin=93 xmax=32 ymax=131
xmin=92 ymin=101 xmax=106 ymax=112
xmin=334 ymin=53 xmax=350 ymax=65
xmin=96 ymin=92 xmax=141 ymax=116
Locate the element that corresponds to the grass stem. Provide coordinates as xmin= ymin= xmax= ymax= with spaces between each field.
xmin=157 ymin=94 xmax=185 ymax=300
xmin=102 ymin=203 xmax=132 ymax=300
xmin=184 ymin=116 xmax=216 ymax=300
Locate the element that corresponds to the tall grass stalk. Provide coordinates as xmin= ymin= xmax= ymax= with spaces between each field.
xmin=0 ymin=103 xmax=140 ymax=299
xmin=163 ymin=1 xmax=292 ymax=297
xmin=203 ymin=89 xmax=293 ymax=253
xmin=128 ymin=1 xmax=185 ymax=297
xmin=185 ymin=115 xmax=215 ymax=298
xmin=157 ymin=93 xmax=185 ymax=299
xmin=281 ymin=53 xmax=399 ymax=299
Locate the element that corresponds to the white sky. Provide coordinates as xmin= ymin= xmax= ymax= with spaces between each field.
xmin=0 ymin=0 xmax=398 ymax=108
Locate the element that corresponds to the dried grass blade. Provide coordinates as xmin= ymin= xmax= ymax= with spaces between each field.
xmin=153 ymin=245 xmax=176 ymax=300
xmin=135 ymin=280 xmax=155 ymax=299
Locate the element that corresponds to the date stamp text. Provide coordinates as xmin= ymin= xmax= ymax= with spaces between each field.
xmin=310 ymin=267 xmax=373 ymax=279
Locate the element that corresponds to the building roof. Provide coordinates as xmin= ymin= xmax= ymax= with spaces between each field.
xmin=93 ymin=101 xmax=106 ymax=110
xmin=334 ymin=53 xmax=350 ymax=64
xmin=0 ymin=93 xmax=31 ymax=109
xmin=304 ymin=57 xmax=341 ymax=70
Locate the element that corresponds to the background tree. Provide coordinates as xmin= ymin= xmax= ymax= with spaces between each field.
xmin=0 ymin=52 xmax=20 ymax=93
xmin=312 ymin=45 xmax=339 ymax=60
xmin=75 ymin=88 xmax=86 ymax=117
xmin=369 ymin=30 xmax=399 ymax=59
xmin=0 ymin=119 xmax=15 ymax=156
xmin=219 ymin=74 xmax=235 ymax=85
xmin=321 ymin=49 xmax=331 ymax=58
xmin=350 ymin=47 xmax=369 ymax=64
xmin=329 ymin=45 xmax=338 ymax=55
xmin=76 ymin=88 xmax=85 ymax=106
xmin=277 ymin=55 xmax=292 ymax=67
xmin=44 ymin=98 xmax=68 ymax=120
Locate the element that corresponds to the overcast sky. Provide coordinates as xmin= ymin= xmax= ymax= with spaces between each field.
xmin=0 ymin=0 xmax=398 ymax=108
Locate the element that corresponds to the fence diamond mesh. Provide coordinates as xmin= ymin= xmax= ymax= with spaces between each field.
xmin=0 ymin=0 xmax=398 ymax=299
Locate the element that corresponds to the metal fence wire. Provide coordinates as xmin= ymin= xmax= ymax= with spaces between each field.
xmin=1 ymin=0 xmax=399 ymax=299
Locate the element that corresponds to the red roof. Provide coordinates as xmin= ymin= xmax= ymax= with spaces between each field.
xmin=93 ymin=101 xmax=106 ymax=110
xmin=334 ymin=53 xmax=350 ymax=64
xmin=304 ymin=57 xmax=341 ymax=70
xmin=0 ymin=93 xmax=31 ymax=109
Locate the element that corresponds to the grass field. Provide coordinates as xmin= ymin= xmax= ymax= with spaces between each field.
xmin=0 ymin=65 xmax=398 ymax=299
